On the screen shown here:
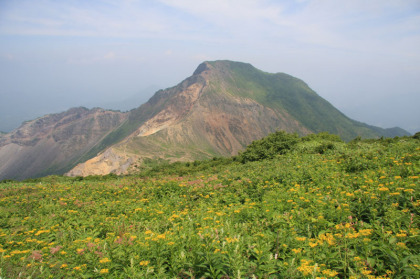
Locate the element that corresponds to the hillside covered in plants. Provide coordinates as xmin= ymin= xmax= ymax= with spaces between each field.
xmin=0 ymin=132 xmax=419 ymax=278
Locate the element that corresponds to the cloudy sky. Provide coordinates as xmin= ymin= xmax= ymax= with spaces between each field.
xmin=1 ymin=0 xmax=419 ymax=133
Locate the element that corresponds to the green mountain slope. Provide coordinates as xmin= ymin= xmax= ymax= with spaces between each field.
xmin=204 ymin=60 xmax=407 ymax=140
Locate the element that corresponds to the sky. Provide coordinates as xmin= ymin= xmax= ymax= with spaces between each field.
xmin=0 ymin=0 xmax=419 ymax=133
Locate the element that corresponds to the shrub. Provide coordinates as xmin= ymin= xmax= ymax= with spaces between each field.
xmin=237 ymin=130 xmax=299 ymax=163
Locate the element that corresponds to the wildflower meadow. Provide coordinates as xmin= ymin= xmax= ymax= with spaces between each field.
xmin=0 ymin=133 xmax=419 ymax=278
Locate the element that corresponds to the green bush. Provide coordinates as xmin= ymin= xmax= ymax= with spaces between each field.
xmin=237 ymin=130 xmax=299 ymax=163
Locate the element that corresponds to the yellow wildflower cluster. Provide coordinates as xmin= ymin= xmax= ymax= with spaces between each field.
xmin=297 ymin=259 xmax=319 ymax=276
xmin=139 ymin=260 xmax=150 ymax=266
xmin=225 ymin=237 xmax=239 ymax=243
xmin=295 ymin=236 xmax=307 ymax=241
xmin=99 ymin=257 xmax=111 ymax=264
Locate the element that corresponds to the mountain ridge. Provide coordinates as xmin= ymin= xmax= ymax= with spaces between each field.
xmin=0 ymin=60 xmax=411 ymax=180
xmin=0 ymin=107 xmax=128 ymax=180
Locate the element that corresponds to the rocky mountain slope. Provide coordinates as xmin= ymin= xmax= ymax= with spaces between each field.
xmin=0 ymin=107 xmax=127 ymax=180
xmin=66 ymin=61 xmax=409 ymax=177
xmin=0 ymin=60 xmax=410 ymax=180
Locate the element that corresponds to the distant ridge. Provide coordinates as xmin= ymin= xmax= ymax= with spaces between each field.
xmin=0 ymin=107 xmax=127 ymax=180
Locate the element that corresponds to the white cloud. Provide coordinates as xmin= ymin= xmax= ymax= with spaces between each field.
xmin=3 ymin=0 xmax=417 ymax=57
xmin=0 ymin=0 xmax=172 ymax=38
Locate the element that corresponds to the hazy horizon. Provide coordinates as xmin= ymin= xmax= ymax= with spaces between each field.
xmin=1 ymin=0 xmax=419 ymax=134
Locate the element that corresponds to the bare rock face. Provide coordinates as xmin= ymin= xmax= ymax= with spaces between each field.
xmin=0 ymin=107 xmax=127 ymax=180
xmin=65 ymin=148 xmax=135 ymax=177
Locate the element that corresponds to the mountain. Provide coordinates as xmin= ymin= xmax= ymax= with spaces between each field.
xmin=0 ymin=107 xmax=127 ymax=180
xmin=0 ymin=60 xmax=410 ymax=180
xmin=65 ymin=60 xmax=409 ymax=177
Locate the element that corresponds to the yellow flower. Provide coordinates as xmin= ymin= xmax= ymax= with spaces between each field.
xmin=297 ymin=265 xmax=312 ymax=276
xmin=361 ymin=268 xmax=372 ymax=275
xmin=140 ymin=260 xmax=150 ymax=266
xmin=309 ymin=242 xmax=318 ymax=248
xmin=292 ymin=248 xmax=302 ymax=254
xmin=157 ymin=234 xmax=166 ymax=240
xmin=225 ymin=237 xmax=239 ymax=243
xmin=295 ymin=236 xmax=307 ymax=241
xmin=389 ymin=192 xmax=400 ymax=196
xmin=322 ymin=269 xmax=339 ymax=277
xmin=99 ymin=257 xmax=111 ymax=264
xmin=100 ymin=269 xmax=109 ymax=274
xmin=359 ymin=229 xmax=373 ymax=236
xmin=346 ymin=232 xmax=359 ymax=239
xmin=34 ymin=229 xmax=50 ymax=236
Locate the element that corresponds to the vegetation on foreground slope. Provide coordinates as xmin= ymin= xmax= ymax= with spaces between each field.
xmin=0 ymin=132 xmax=419 ymax=278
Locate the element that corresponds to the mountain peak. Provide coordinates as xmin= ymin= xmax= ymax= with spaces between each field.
xmin=193 ymin=61 xmax=211 ymax=75
xmin=193 ymin=60 xmax=257 ymax=76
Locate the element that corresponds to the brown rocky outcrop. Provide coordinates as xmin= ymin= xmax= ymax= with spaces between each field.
xmin=0 ymin=107 xmax=127 ymax=180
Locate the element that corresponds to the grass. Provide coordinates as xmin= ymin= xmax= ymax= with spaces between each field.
xmin=0 ymin=133 xmax=419 ymax=278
